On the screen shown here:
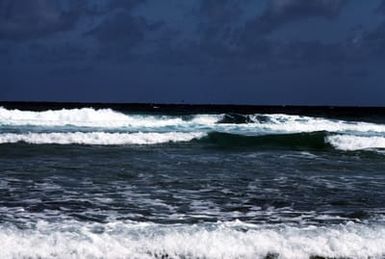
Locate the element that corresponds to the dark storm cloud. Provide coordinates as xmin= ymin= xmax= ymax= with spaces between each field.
xmin=1 ymin=0 xmax=385 ymax=105
xmin=167 ymin=0 xmax=350 ymax=74
xmin=85 ymin=10 xmax=163 ymax=60
xmin=245 ymin=0 xmax=349 ymax=35
xmin=109 ymin=0 xmax=146 ymax=11
xmin=376 ymin=0 xmax=385 ymax=14
xmin=360 ymin=22 xmax=385 ymax=58
xmin=198 ymin=0 xmax=245 ymax=24
xmin=0 ymin=0 xmax=76 ymax=41
xmin=0 ymin=0 xmax=147 ymax=41
xmin=26 ymin=42 xmax=90 ymax=63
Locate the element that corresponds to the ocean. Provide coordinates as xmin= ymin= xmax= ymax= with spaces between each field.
xmin=0 ymin=103 xmax=385 ymax=258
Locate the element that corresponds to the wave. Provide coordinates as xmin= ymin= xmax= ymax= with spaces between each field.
xmin=2 ymin=107 xmax=385 ymax=136
xmin=0 ymin=132 xmax=206 ymax=145
xmin=254 ymin=114 xmax=385 ymax=133
xmin=219 ymin=113 xmax=385 ymax=134
xmin=0 ymin=107 xmax=220 ymax=128
xmin=327 ymin=135 xmax=385 ymax=151
xmin=199 ymin=131 xmax=331 ymax=150
xmin=1 ymin=220 xmax=385 ymax=259
xmin=1 ymin=130 xmax=385 ymax=153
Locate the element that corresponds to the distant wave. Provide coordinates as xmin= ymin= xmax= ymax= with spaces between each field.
xmin=1 ymin=219 xmax=385 ymax=259
xmin=0 ymin=132 xmax=205 ymax=145
xmin=2 ymin=107 xmax=385 ymax=151
xmin=2 ymin=107 xmax=385 ymax=135
xmin=0 ymin=107 xmax=220 ymax=128
xmin=219 ymin=113 xmax=385 ymax=134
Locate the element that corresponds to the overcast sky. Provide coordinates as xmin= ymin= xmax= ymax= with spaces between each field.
xmin=1 ymin=0 xmax=385 ymax=105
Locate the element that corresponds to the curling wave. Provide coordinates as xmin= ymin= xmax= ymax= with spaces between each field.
xmin=1 ymin=220 xmax=385 ymax=259
xmin=0 ymin=132 xmax=206 ymax=145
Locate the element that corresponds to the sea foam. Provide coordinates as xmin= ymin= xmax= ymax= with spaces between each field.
xmin=0 ymin=132 xmax=206 ymax=145
xmin=326 ymin=134 xmax=385 ymax=151
xmin=1 ymin=220 xmax=385 ymax=259
xmin=248 ymin=114 xmax=385 ymax=134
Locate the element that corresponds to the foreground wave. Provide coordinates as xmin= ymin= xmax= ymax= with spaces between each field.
xmin=1 ymin=220 xmax=384 ymax=259
xmin=2 ymin=131 xmax=385 ymax=152
xmin=0 ymin=132 xmax=205 ymax=145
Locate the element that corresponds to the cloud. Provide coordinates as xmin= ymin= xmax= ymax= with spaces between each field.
xmin=245 ymin=0 xmax=349 ymax=35
xmin=109 ymin=0 xmax=146 ymax=11
xmin=0 ymin=0 xmax=77 ymax=41
xmin=0 ymin=0 xmax=147 ymax=41
xmin=376 ymin=0 xmax=385 ymax=15
xmin=85 ymin=10 xmax=163 ymax=60
xmin=198 ymin=0 xmax=245 ymax=24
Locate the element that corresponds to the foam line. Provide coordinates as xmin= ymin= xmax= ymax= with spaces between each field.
xmin=0 ymin=132 xmax=206 ymax=145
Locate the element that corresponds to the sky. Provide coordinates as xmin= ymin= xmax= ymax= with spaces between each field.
xmin=0 ymin=0 xmax=385 ymax=105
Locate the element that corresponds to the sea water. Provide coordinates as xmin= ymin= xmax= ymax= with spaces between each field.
xmin=0 ymin=106 xmax=385 ymax=258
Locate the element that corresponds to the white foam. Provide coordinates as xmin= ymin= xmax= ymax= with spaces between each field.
xmin=248 ymin=114 xmax=385 ymax=134
xmin=326 ymin=134 xmax=385 ymax=151
xmin=0 ymin=132 xmax=206 ymax=145
xmin=1 ymin=220 xmax=385 ymax=258
xmin=0 ymin=107 xmax=221 ymax=128
xmin=2 ymin=107 xmax=385 ymax=136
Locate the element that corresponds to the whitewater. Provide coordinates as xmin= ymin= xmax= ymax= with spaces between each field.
xmin=1 ymin=107 xmax=385 ymax=151
xmin=1 ymin=106 xmax=385 ymax=258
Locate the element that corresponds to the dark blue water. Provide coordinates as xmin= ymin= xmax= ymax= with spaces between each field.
xmin=0 ymin=107 xmax=385 ymax=258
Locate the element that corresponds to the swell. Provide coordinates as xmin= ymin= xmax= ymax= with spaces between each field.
xmin=197 ymin=131 xmax=332 ymax=150
xmin=2 ymin=131 xmax=385 ymax=152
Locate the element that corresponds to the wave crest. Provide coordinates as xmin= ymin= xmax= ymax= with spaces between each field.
xmin=327 ymin=135 xmax=385 ymax=151
xmin=0 ymin=132 xmax=206 ymax=145
xmin=0 ymin=107 xmax=220 ymax=128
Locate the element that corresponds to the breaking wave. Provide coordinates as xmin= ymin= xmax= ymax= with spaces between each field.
xmin=233 ymin=113 xmax=385 ymax=134
xmin=327 ymin=134 xmax=385 ymax=151
xmin=1 ymin=131 xmax=385 ymax=152
xmin=0 ymin=132 xmax=205 ymax=145
xmin=1 ymin=107 xmax=385 ymax=152
xmin=1 ymin=220 xmax=385 ymax=259
xmin=0 ymin=107 xmax=219 ymax=128
xmin=2 ymin=107 xmax=385 ymax=134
